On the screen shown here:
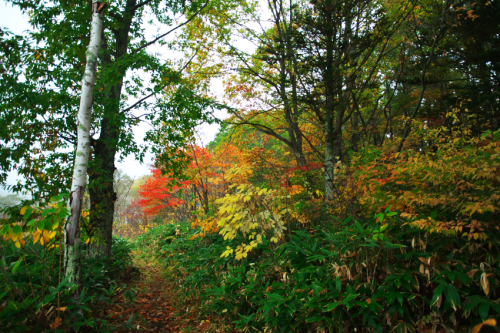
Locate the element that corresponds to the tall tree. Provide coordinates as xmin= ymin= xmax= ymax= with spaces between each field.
xmin=228 ymin=0 xmax=309 ymax=168
xmin=0 ymin=0 xmax=227 ymax=257
xmin=295 ymin=0 xmax=406 ymax=198
xmin=65 ymin=0 xmax=105 ymax=319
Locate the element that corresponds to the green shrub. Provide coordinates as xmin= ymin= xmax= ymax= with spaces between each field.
xmin=133 ymin=221 xmax=190 ymax=260
xmin=0 ymin=231 xmax=134 ymax=332
xmin=147 ymin=215 xmax=500 ymax=332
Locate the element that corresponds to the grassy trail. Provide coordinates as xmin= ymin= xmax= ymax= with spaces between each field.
xmin=93 ymin=251 xmax=211 ymax=332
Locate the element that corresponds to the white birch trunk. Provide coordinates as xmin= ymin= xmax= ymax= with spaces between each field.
xmin=65 ymin=1 xmax=105 ymax=288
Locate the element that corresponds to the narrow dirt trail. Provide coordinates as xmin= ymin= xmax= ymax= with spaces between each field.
xmin=94 ymin=251 xmax=211 ymax=332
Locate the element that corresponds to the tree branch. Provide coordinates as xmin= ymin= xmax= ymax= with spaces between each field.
xmin=131 ymin=0 xmax=210 ymax=53
xmin=229 ymin=117 xmax=293 ymax=147
xmin=135 ymin=0 xmax=154 ymax=9
xmin=120 ymin=45 xmax=200 ymax=113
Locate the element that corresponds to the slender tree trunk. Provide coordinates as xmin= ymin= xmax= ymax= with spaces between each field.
xmin=323 ymin=15 xmax=336 ymax=200
xmin=202 ymin=185 xmax=209 ymax=214
xmin=64 ymin=0 xmax=104 ymax=321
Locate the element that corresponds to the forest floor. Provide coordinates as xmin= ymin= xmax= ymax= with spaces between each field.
xmin=92 ymin=251 xmax=214 ymax=332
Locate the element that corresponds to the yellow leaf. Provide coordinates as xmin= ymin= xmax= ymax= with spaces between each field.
xmin=32 ymin=231 xmax=40 ymax=245
xmin=9 ymin=228 xmax=21 ymax=241
xmin=15 ymin=241 xmax=21 ymax=248
xmin=20 ymin=206 xmax=29 ymax=215
xmin=42 ymin=231 xmax=51 ymax=244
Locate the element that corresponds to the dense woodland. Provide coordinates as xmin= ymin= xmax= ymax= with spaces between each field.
xmin=1 ymin=0 xmax=500 ymax=331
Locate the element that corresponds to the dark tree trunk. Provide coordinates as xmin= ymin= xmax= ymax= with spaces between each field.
xmin=88 ymin=118 xmax=118 ymax=257
xmin=87 ymin=0 xmax=136 ymax=257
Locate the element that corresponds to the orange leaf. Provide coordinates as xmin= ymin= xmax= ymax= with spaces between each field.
xmin=50 ymin=317 xmax=61 ymax=329
xmin=480 ymin=272 xmax=490 ymax=295
xmin=472 ymin=319 xmax=498 ymax=333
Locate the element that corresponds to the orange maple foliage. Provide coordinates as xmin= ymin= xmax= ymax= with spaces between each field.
xmin=138 ymin=167 xmax=190 ymax=217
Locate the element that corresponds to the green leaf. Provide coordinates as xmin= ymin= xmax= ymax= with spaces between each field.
xmin=42 ymin=293 xmax=56 ymax=305
xmin=0 ymin=224 xmax=10 ymax=236
xmin=23 ymin=207 xmax=34 ymax=221
xmin=343 ymin=293 xmax=360 ymax=304
xmin=0 ymin=290 xmax=9 ymax=301
xmin=12 ymin=259 xmax=23 ymax=274
xmin=126 ymin=312 xmax=135 ymax=325
xmin=268 ymin=293 xmax=285 ymax=301
xmin=430 ymin=283 xmax=445 ymax=307
xmin=37 ymin=219 xmax=45 ymax=230
xmin=306 ymin=316 xmax=324 ymax=323
xmin=44 ymin=219 xmax=54 ymax=230
xmin=355 ymin=220 xmax=364 ymax=234
xmin=392 ymin=321 xmax=416 ymax=333
xmin=444 ymin=284 xmax=461 ymax=310
xmin=58 ymin=208 xmax=70 ymax=219
xmin=41 ymin=207 xmax=57 ymax=217
xmin=455 ymin=272 xmax=471 ymax=285
xmin=447 ymin=271 xmax=456 ymax=283
xmin=324 ymin=302 xmax=341 ymax=311
xmin=312 ymin=282 xmax=319 ymax=297
xmin=478 ymin=301 xmax=490 ymax=321
xmin=336 ymin=276 xmax=341 ymax=292
xmin=11 ymin=225 xmax=22 ymax=234
xmin=57 ymin=275 xmax=71 ymax=290
xmin=50 ymin=193 xmax=67 ymax=202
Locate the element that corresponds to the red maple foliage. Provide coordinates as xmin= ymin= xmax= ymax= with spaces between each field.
xmin=137 ymin=145 xmax=220 ymax=219
xmin=137 ymin=167 xmax=191 ymax=216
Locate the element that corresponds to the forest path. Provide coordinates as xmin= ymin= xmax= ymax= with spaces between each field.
xmin=93 ymin=251 xmax=211 ymax=332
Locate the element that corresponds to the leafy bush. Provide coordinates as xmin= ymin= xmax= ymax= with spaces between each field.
xmin=143 ymin=214 xmax=500 ymax=332
xmin=133 ymin=222 xmax=187 ymax=257
xmin=355 ymin=127 xmax=500 ymax=238
xmin=82 ymin=235 xmax=135 ymax=302
xmin=0 ymin=216 xmax=134 ymax=332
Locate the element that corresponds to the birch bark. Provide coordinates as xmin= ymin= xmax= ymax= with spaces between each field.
xmin=64 ymin=1 xmax=105 ymax=290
